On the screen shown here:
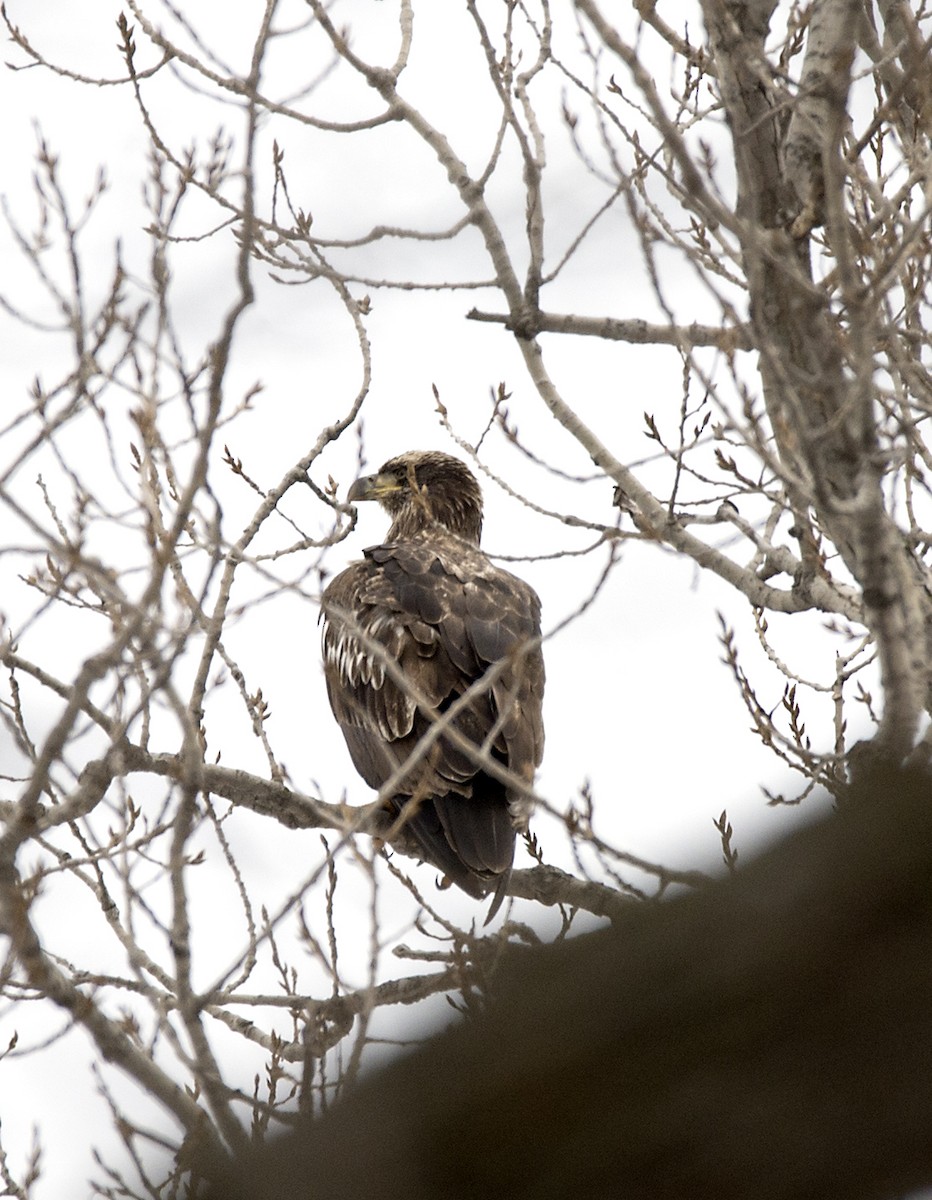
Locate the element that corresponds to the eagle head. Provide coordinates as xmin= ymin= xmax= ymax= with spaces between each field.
xmin=348 ymin=450 xmax=484 ymax=543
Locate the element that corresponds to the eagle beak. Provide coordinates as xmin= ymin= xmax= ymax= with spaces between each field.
xmin=347 ymin=472 xmax=403 ymax=503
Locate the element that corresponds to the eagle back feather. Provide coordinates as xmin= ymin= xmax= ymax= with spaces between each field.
xmin=322 ymin=531 xmax=542 ymax=791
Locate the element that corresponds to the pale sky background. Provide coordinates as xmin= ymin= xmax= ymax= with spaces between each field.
xmin=0 ymin=2 xmax=858 ymax=1193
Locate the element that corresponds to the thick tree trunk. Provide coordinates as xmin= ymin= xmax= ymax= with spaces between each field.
xmin=700 ymin=0 xmax=929 ymax=756
xmin=207 ymin=766 xmax=932 ymax=1200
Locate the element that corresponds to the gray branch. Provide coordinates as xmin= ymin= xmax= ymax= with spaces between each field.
xmin=466 ymin=307 xmax=754 ymax=350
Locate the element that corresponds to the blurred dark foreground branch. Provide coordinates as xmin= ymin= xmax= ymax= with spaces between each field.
xmin=204 ymin=763 xmax=932 ymax=1200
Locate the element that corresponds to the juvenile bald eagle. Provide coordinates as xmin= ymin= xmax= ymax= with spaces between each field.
xmin=320 ymin=450 xmax=544 ymax=914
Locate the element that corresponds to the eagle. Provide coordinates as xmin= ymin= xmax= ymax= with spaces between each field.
xmin=320 ymin=450 xmax=545 ymax=915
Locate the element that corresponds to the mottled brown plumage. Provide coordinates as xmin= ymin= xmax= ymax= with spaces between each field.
xmin=320 ymin=451 xmax=544 ymax=914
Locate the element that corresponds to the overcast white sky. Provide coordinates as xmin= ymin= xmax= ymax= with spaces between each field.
xmin=0 ymin=2 xmax=856 ymax=1193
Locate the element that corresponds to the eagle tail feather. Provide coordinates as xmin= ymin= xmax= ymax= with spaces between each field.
xmin=389 ymin=784 xmax=515 ymax=914
xmin=432 ymin=787 xmax=514 ymax=876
